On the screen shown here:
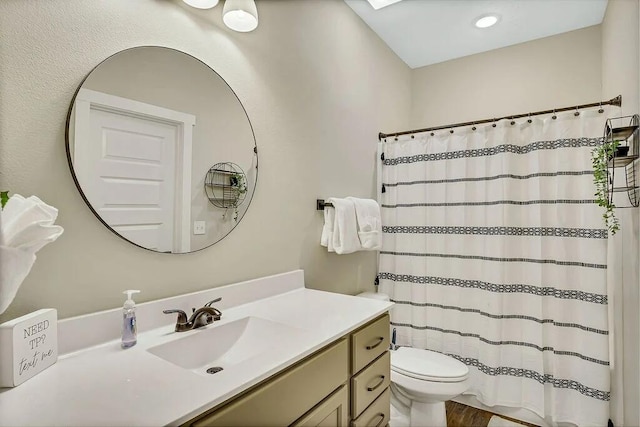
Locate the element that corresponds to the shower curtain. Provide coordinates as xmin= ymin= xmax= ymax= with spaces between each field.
xmin=378 ymin=110 xmax=610 ymax=426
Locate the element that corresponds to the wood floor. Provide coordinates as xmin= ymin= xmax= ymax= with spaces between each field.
xmin=445 ymin=401 xmax=539 ymax=427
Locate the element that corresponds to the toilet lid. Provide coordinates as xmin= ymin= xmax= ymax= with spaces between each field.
xmin=391 ymin=347 xmax=469 ymax=382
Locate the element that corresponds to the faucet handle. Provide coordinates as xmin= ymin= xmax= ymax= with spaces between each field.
xmin=163 ymin=309 xmax=188 ymax=324
xmin=204 ymin=297 xmax=222 ymax=307
xmin=189 ymin=306 xmax=222 ymax=328
xmin=203 ymin=298 xmax=222 ymax=323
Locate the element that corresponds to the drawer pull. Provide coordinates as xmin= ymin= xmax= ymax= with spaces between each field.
xmin=369 ymin=413 xmax=385 ymax=427
xmin=365 ymin=336 xmax=384 ymax=350
xmin=366 ymin=375 xmax=386 ymax=392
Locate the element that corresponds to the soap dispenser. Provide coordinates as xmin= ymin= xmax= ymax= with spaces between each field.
xmin=122 ymin=290 xmax=140 ymax=348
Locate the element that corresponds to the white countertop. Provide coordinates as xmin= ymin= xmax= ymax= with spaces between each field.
xmin=0 ymin=271 xmax=392 ymax=426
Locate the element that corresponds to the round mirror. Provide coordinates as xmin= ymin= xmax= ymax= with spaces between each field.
xmin=66 ymin=46 xmax=257 ymax=253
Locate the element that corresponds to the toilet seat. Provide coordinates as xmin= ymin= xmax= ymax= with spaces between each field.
xmin=391 ymin=347 xmax=469 ymax=383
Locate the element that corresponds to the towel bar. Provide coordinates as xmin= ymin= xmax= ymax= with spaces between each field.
xmin=316 ymin=199 xmax=334 ymax=210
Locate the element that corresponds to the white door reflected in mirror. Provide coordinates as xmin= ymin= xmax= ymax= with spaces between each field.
xmin=74 ymin=89 xmax=194 ymax=253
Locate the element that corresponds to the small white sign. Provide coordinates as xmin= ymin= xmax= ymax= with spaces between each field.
xmin=0 ymin=309 xmax=58 ymax=387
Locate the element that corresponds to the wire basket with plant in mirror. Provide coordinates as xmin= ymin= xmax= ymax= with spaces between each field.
xmin=204 ymin=162 xmax=248 ymax=221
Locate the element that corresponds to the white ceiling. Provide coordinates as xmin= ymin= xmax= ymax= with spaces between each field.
xmin=344 ymin=0 xmax=609 ymax=69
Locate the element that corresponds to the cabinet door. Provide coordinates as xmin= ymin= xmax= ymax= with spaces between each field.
xmin=292 ymin=384 xmax=349 ymax=427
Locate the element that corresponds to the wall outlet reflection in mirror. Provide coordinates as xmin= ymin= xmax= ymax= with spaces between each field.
xmin=194 ymin=221 xmax=206 ymax=235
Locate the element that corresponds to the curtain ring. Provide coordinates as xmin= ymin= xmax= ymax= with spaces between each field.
xmin=472 ymin=123 xmax=477 ymax=131
xmin=574 ymin=107 xmax=580 ymax=117
xmin=394 ymin=137 xmax=398 ymax=141
xmin=430 ymin=132 xmax=435 ymax=136
xmin=450 ymin=129 xmax=454 ymax=134
xmin=598 ymin=102 xmax=604 ymax=114
xmin=510 ymin=117 xmax=516 ymax=125
xmin=492 ymin=119 xmax=497 ymax=128
xmin=527 ymin=113 xmax=532 ymax=124
xmin=411 ymin=135 xmax=415 ymax=139
xmin=552 ymin=109 xmax=557 ymax=120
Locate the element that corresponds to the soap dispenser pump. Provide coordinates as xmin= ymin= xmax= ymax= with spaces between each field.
xmin=122 ymin=290 xmax=140 ymax=349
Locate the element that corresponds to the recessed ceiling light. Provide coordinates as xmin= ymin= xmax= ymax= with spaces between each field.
xmin=475 ymin=14 xmax=499 ymax=28
xmin=366 ymin=0 xmax=403 ymax=11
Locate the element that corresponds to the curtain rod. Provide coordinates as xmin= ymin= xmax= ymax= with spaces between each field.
xmin=378 ymin=95 xmax=622 ymax=140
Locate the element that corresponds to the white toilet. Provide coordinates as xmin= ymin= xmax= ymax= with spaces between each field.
xmin=358 ymin=292 xmax=470 ymax=427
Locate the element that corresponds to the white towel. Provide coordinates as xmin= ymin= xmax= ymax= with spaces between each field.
xmin=0 ymin=195 xmax=64 ymax=314
xmin=346 ymin=197 xmax=381 ymax=250
xmin=321 ymin=205 xmax=335 ymax=252
xmin=327 ymin=197 xmax=361 ymax=254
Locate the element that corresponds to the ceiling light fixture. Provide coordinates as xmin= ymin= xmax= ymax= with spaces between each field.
xmin=366 ymin=0 xmax=403 ymax=11
xmin=475 ymin=14 xmax=499 ymax=28
xmin=182 ymin=0 xmax=219 ymax=9
xmin=223 ymin=0 xmax=259 ymax=32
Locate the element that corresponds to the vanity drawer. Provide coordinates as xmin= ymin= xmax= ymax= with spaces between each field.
xmin=190 ymin=338 xmax=349 ymax=427
xmin=351 ymin=314 xmax=390 ymax=374
xmin=350 ymin=351 xmax=390 ymax=418
xmin=350 ymin=387 xmax=390 ymax=427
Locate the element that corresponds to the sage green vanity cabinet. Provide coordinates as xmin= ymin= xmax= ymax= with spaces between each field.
xmin=183 ymin=314 xmax=390 ymax=427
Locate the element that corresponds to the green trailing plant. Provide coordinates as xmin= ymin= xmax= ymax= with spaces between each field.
xmin=229 ymin=173 xmax=247 ymax=222
xmin=592 ymin=140 xmax=620 ymax=234
xmin=1 ymin=191 xmax=9 ymax=209
xmin=229 ymin=173 xmax=247 ymax=198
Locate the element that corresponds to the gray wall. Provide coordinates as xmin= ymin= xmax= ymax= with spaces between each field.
xmin=409 ymin=25 xmax=603 ymax=129
xmin=0 ymin=0 xmax=411 ymax=321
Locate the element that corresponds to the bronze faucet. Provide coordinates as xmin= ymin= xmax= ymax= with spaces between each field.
xmin=163 ymin=298 xmax=222 ymax=332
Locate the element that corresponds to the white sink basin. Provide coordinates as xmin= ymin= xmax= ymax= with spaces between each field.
xmin=148 ymin=317 xmax=307 ymax=375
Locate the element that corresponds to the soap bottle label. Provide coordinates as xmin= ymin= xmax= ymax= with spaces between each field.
xmin=128 ymin=315 xmax=136 ymax=335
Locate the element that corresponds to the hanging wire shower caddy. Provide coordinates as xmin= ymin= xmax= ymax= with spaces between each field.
xmin=605 ymin=114 xmax=640 ymax=207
